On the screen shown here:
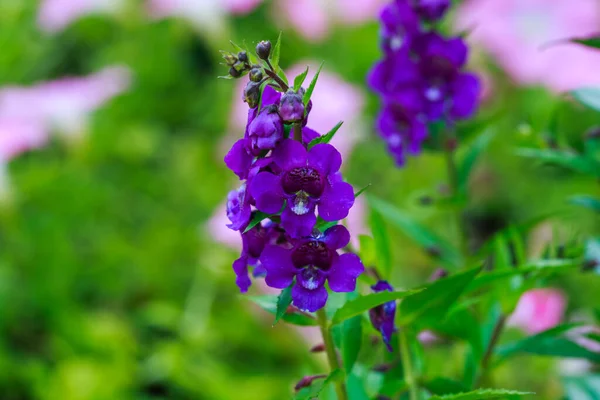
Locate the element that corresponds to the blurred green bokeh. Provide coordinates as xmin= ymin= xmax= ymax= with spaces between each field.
xmin=0 ymin=2 xmax=598 ymax=400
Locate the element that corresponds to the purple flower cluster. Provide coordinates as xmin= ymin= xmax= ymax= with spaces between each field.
xmin=368 ymin=0 xmax=481 ymax=166
xmin=222 ymin=41 xmax=364 ymax=312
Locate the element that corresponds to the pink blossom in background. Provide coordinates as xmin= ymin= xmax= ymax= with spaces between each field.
xmin=38 ymin=0 xmax=125 ymax=32
xmin=0 ymin=66 xmax=131 ymax=137
xmin=277 ymin=0 xmax=384 ymax=41
xmin=568 ymin=326 xmax=600 ymax=353
xmin=223 ymin=0 xmax=264 ymax=14
xmin=508 ymin=288 xmax=566 ymax=334
xmin=0 ymin=120 xmax=47 ymax=163
xmin=456 ymin=0 xmax=600 ymax=92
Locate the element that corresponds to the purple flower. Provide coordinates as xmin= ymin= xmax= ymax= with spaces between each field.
xmin=249 ymin=139 xmax=355 ymax=238
xmin=260 ymin=225 xmax=364 ymax=312
xmin=369 ymin=280 xmax=396 ymax=352
xmin=279 ymin=89 xmax=305 ymax=124
xmin=379 ymin=0 xmax=420 ymax=53
xmin=411 ymin=0 xmax=450 ymax=21
xmin=246 ymin=104 xmax=284 ymax=153
xmin=224 ymin=139 xmax=254 ymax=179
xmin=226 ymin=183 xmax=251 ymax=231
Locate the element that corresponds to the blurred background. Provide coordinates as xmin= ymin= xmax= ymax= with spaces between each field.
xmin=0 ymin=0 xmax=598 ymax=399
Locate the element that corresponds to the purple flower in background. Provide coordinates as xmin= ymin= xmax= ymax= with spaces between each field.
xmin=249 ymin=139 xmax=354 ymax=238
xmin=260 ymin=225 xmax=364 ymax=312
xmin=379 ymin=0 xmax=420 ymax=53
xmin=376 ymin=102 xmax=427 ymax=166
xmin=411 ymin=0 xmax=450 ymax=21
xmin=38 ymin=0 xmax=124 ymax=32
xmin=226 ymin=183 xmax=251 ymax=231
xmin=369 ymin=280 xmax=397 ymax=351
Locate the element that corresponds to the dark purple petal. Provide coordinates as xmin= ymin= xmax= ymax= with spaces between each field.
xmin=279 ymin=90 xmax=305 ymax=123
xmin=318 ymin=181 xmax=355 ymax=221
xmin=224 ymin=139 xmax=253 ymax=180
xmin=380 ymin=1 xmax=420 ymax=53
xmin=242 ymin=224 xmax=267 ymax=260
xmin=328 ymin=253 xmax=364 ymax=292
xmin=261 ymin=245 xmax=296 ymax=289
xmin=372 ymin=280 xmax=393 ymax=292
xmin=262 ymin=85 xmax=282 ymax=107
xmin=248 ymin=105 xmax=284 ymax=151
xmin=249 ymin=172 xmax=284 ymax=214
xmin=308 ymin=143 xmax=342 ymax=176
xmin=302 ymin=127 xmax=321 ymax=145
xmin=369 ymin=280 xmax=396 ymax=351
xmin=449 ymin=73 xmax=480 ymax=120
xmin=367 ymin=52 xmax=420 ymax=95
xmin=226 ymin=184 xmax=252 ymax=231
xmin=272 ymin=139 xmax=307 ymax=171
xmin=233 ymin=256 xmax=251 ymax=292
xmin=413 ymin=0 xmax=450 ymax=21
xmin=379 ymin=319 xmax=396 ymax=351
xmin=322 ymin=225 xmax=350 ymax=250
xmin=291 ymin=284 xmax=328 ymax=312
xmin=281 ymin=206 xmax=317 ymax=238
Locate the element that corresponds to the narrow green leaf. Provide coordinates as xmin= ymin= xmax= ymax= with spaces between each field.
xmin=398 ymin=267 xmax=481 ymax=327
xmin=515 ymin=148 xmax=600 ymax=177
xmin=570 ymin=195 xmax=600 ymax=212
xmin=271 ymin=31 xmax=282 ymax=69
xmin=308 ymin=121 xmax=343 ymax=149
xmin=303 ymin=61 xmax=324 ymax=106
xmin=563 ymin=375 xmax=600 ymax=400
xmin=243 ymin=211 xmax=270 ymax=233
xmin=217 ymin=75 xmax=234 ymax=80
xmin=293 ymin=66 xmax=309 ymax=91
xmin=370 ymin=210 xmax=392 ymax=276
xmin=274 ymin=284 xmax=293 ymax=325
xmin=422 ymin=378 xmax=468 ymax=396
xmin=571 ymin=36 xmax=600 ymax=49
xmin=367 ymin=195 xmax=461 ymax=267
xmin=331 ymin=289 xmax=421 ymax=326
xmin=294 ymin=369 xmax=344 ymax=400
xmin=458 ymin=128 xmax=496 ymax=192
xmin=430 ymin=389 xmax=533 ymax=400
xmin=315 ymin=217 xmax=338 ymax=232
xmin=358 ymin=235 xmax=377 ymax=267
xmin=572 ymin=87 xmax=600 ymax=111
xmin=245 ymin=295 xmax=317 ymax=326
xmin=341 ymin=315 xmax=362 ymax=373
xmin=354 ymin=183 xmax=371 ymax=198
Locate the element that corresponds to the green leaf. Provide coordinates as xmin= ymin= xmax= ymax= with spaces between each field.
xmin=571 ymin=195 xmax=600 ymax=212
xmin=315 ymin=217 xmax=338 ymax=232
xmin=354 ymin=184 xmax=371 ymax=198
xmin=303 ymin=61 xmax=324 ymax=106
xmin=294 ymin=369 xmax=344 ymax=400
xmin=369 ymin=210 xmax=392 ymax=277
xmin=245 ymin=296 xmax=317 ymax=326
xmin=341 ymin=315 xmax=362 ymax=373
xmin=367 ymin=195 xmax=461 ymax=267
xmin=271 ymin=32 xmax=282 ymax=69
xmin=497 ymin=323 xmax=600 ymax=363
xmin=308 ymin=121 xmax=343 ymax=149
xmin=430 ymin=389 xmax=533 ymax=400
xmin=458 ymin=128 xmax=496 ymax=192
xmin=563 ymin=375 xmax=600 ymax=400
xmin=423 ymin=378 xmax=468 ymax=396
xmin=515 ymin=148 xmax=600 ymax=177
xmin=243 ymin=211 xmax=270 ymax=233
xmin=331 ymin=289 xmax=421 ymax=326
xmin=571 ymin=36 xmax=600 ymax=49
xmin=274 ymin=284 xmax=293 ymax=325
xmin=573 ymin=87 xmax=600 ymax=111
xmin=398 ymin=267 xmax=481 ymax=327
xmin=293 ymin=66 xmax=309 ymax=91
xmin=358 ymin=235 xmax=376 ymax=268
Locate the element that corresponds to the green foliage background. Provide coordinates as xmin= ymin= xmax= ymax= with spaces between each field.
xmin=0 ymin=1 xmax=598 ymax=399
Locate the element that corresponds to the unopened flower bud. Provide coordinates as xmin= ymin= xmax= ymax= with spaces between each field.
xmin=428 ymin=268 xmax=448 ymax=281
xmin=249 ymin=68 xmax=263 ymax=82
xmin=233 ymin=61 xmax=247 ymax=73
xmin=243 ymin=81 xmax=261 ymax=108
xmin=310 ymin=343 xmax=325 ymax=353
xmin=256 ymin=40 xmax=272 ymax=60
xmin=238 ymin=51 xmax=248 ymax=63
xmin=229 ymin=67 xmax=241 ymax=78
xmin=294 ymin=375 xmax=327 ymax=392
xmin=222 ymin=52 xmax=238 ymax=66
xmin=279 ymin=89 xmax=305 ymax=123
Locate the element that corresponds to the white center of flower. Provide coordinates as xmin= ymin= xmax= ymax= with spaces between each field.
xmin=390 ymin=35 xmax=403 ymax=51
xmin=303 ymin=276 xmax=319 ymax=290
xmin=425 ymin=87 xmax=442 ymax=102
xmin=388 ymin=134 xmax=402 ymax=148
xmin=292 ymin=191 xmax=310 ymax=215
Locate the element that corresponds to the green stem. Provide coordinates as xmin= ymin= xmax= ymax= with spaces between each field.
xmin=443 ymin=132 xmax=468 ymax=258
xmin=293 ymin=123 xmax=303 ymax=142
xmin=316 ymin=309 xmax=347 ymax=400
xmin=476 ymin=314 xmax=507 ymax=387
xmin=399 ymin=330 xmax=418 ymax=400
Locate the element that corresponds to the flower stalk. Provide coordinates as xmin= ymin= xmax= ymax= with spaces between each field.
xmin=399 ymin=330 xmax=418 ymax=400
xmin=316 ymin=309 xmax=348 ymax=400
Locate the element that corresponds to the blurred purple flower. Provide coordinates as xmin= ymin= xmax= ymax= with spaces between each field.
xmin=38 ymin=0 xmax=125 ymax=32
xmin=455 ymin=0 xmax=600 ymax=91
xmin=507 ymin=288 xmax=566 ymax=334
xmin=260 ymin=225 xmax=364 ymax=312
xmin=369 ymin=280 xmax=396 ymax=351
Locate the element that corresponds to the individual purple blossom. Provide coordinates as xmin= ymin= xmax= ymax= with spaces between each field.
xmin=260 ymin=225 xmax=364 ymax=312
xmin=379 ymin=0 xmax=420 ymax=53
xmin=411 ymin=0 xmax=450 ymax=21
xmin=249 ymin=139 xmax=355 ymax=238
xmin=369 ymin=280 xmax=396 ymax=351
xmin=247 ymin=104 xmax=284 ymax=152
xmin=226 ymin=183 xmax=251 ymax=231
xmin=376 ymin=102 xmax=427 ymax=166
xmin=279 ymin=89 xmax=305 ymax=124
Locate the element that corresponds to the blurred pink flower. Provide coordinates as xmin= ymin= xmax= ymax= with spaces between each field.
xmin=0 ymin=66 xmax=131 ymax=137
xmin=38 ymin=0 xmax=125 ymax=32
xmin=456 ymin=0 xmax=600 ymax=92
xmin=277 ymin=0 xmax=384 ymax=41
xmin=508 ymin=288 xmax=566 ymax=334
xmin=223 ymin=0 xmax=263 ymax=14
xmin=0 ymin=119 xmax=47 ymax=163
xmin=568 ymin=326 xmax=600 ymax=353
